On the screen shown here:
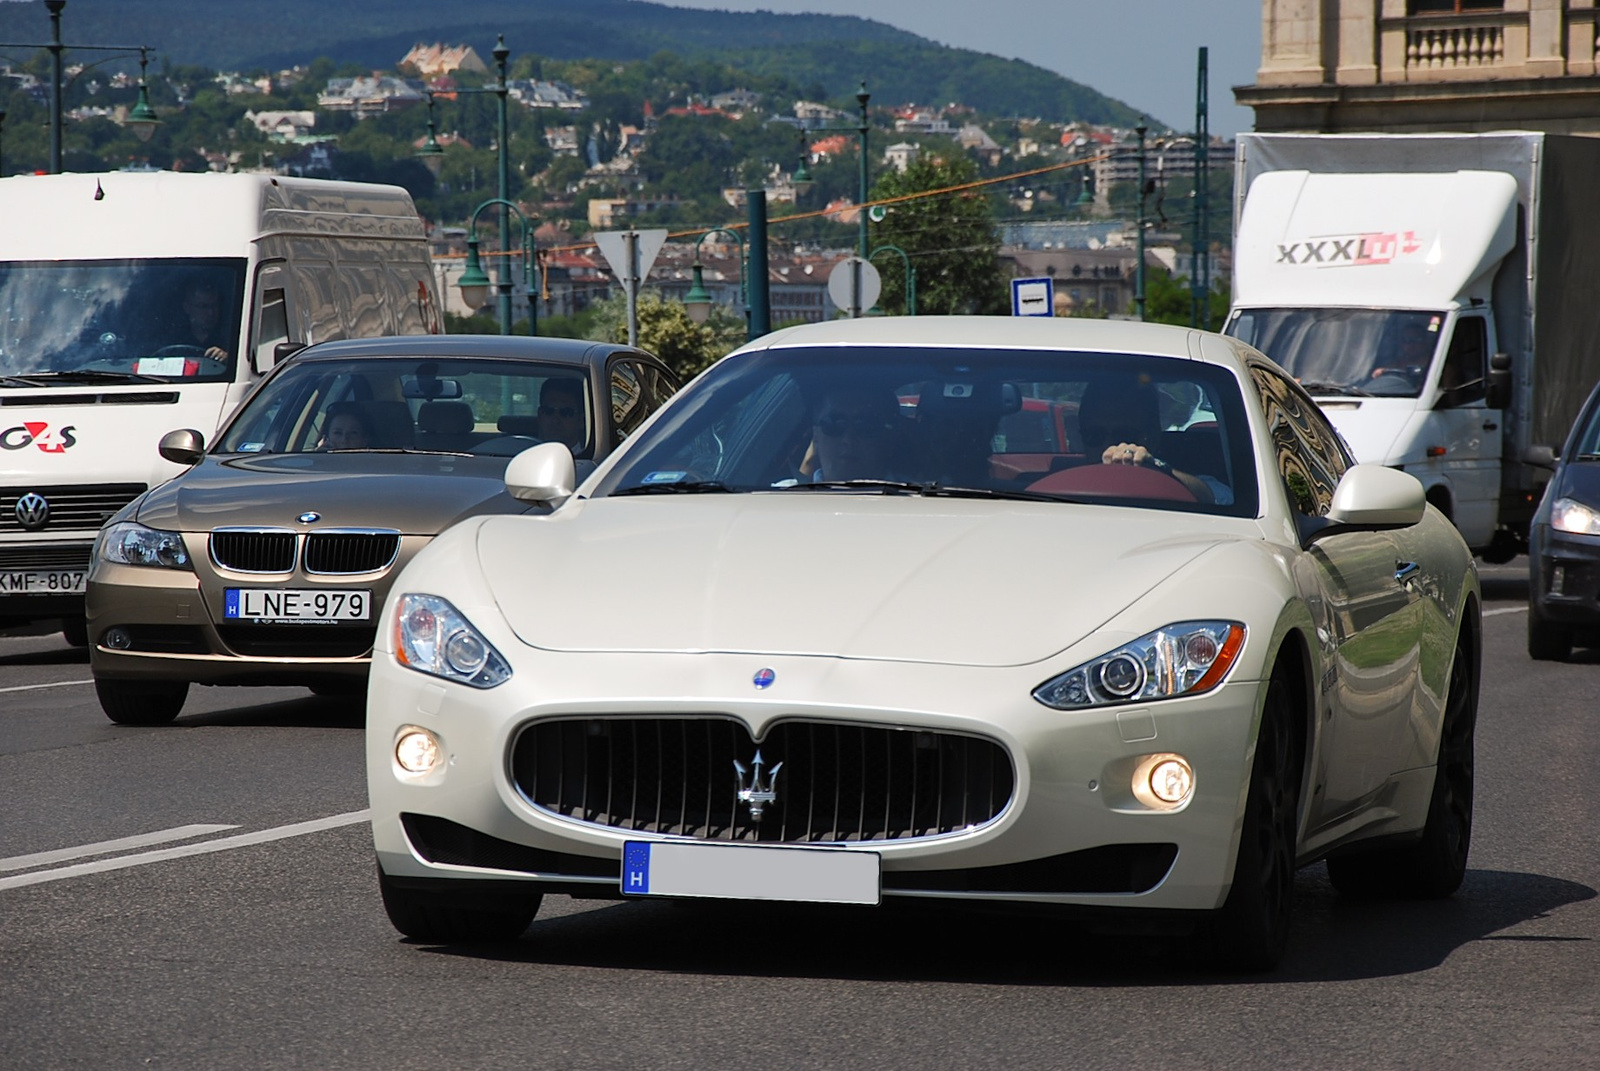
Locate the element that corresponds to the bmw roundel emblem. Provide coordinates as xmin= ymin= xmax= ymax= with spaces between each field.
xmin=298 ymin=512 xmax=321 ymax=524
xmin=752 ymin=668 xmax=776 ymax=690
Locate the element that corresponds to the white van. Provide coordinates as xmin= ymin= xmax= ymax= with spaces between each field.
xmin=0 ymin=171 xmax=441 ymax=642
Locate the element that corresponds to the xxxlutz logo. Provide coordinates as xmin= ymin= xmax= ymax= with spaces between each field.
xmin=0 ymin=423 xmax=78 ymax=453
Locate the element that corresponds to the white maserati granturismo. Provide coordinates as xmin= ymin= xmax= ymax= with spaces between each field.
xmin=365 ymin=317 xmax=1480 ymax=971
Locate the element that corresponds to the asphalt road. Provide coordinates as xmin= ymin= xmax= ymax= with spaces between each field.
xmin=1 ymin=560 xmax=1595 ymax=1071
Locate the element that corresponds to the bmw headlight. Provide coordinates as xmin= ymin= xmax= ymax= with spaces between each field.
xmin=1550 ymin=497 xmax=1600 ymax=535
xmin=1033 ymin=621 xmax=1245 ymax=710
xmin=393 ymin=593 xmax=511 ymax=689
xmin=98 ymin=522 xmax=191 ymax=569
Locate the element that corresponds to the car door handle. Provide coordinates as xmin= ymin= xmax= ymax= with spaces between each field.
xmin=1483 ymin=421 xmax=1498 ymax=431
xmin=1395 ymin=561 xmax=1420 ymax=585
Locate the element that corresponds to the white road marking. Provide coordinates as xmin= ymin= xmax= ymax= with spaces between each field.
xmin=0 ymin=823 xmax=239 ymax=873
xmin=0 ymin=679 xmax=92 ymax=695
xmin=0 ymin=810 xmax=371 ymax=892
xmin=1483 ymin=606 xmax=1529 ymax=617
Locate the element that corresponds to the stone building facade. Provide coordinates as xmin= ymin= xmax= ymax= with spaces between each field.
xmin=1237 ymin=1 xmax=1600 ymax=133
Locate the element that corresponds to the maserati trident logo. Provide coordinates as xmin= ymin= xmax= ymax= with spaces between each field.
xmin=733 ymin=750 xmax=782 ymax=823
xmin=752 ymin=667 xmax=775 ymax=690
xmin=14 ymin=492 xmax=50 ymax=531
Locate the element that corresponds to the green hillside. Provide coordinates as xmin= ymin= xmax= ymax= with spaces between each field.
xmin=0 ymin=0 xmax=1143 ymax=125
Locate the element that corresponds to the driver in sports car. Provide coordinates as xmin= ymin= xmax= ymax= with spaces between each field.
xmin=1078 ymin=377 xmax=1230 ymax=505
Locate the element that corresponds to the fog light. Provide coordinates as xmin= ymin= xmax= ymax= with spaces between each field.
xmin=1131 ymin=753 xmax=1194 ymax=810
xmin=395 ymin=727 xmax=443 ymax=775
xmin=104 ymin=627 xmax=132 ymax=650
xmin=1551 ymin=565 xmax=1566 ymax=597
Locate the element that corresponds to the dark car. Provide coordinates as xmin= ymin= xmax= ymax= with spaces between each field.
xmin=85 ymin=335 xmax=678 ymax=723
xmin=1527 ymin=378 xmax=1600 ymax=659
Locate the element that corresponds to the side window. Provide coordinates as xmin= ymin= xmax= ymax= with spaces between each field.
xmin=610 ymin=360 xmax=646 ymax=441
xmin=1251 ymin=366 xmax=1349 ymax=517
xmin=251 ymin=262 xmax=291 ymax=376
xmin=1438 ymin=317 xmax=1487 ymax=406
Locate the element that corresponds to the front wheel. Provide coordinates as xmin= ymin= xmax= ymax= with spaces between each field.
xmin=1328 ymin=630 xmax=1476 ymax=899
xmin=1527 ymin=609 xmax=1572 ymax=662
xmin=95 ymin=677 xmax=189 ymax=725
xmin=378 ymin=867 xmax=541 ymax=943
xmin=1197 ymin=663 xmax=1301 ymax=972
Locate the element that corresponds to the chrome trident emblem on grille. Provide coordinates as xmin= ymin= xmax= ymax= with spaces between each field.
xmin=733 ymin=750 xmax=783 ymax=823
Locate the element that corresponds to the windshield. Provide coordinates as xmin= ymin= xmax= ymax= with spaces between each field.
xmin=0 ymin=259 xmax=246 ymax=384
xmin=1225 ymin=307 xmax=1444 ymax=398
xmin=216 ymin=355 xmax=593 ymax=458
xmin=594 ymin=346 xmax=1258 ymax=516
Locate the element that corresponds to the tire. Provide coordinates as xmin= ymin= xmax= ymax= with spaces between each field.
xmin=1328 ymin=631 xmax=1476 ymax=899
xmin=94 ymin=677 xmax=189 ymax=726
xmin=61 ymin=618 xmax=89 ymax=648
xmin=378 ymin=867 xmax=541 ymax=943
xmin=1199 ymin=663 xmax=1301 ymax=972
xmin=1527 ymin=609 xmax=1572 ymax=662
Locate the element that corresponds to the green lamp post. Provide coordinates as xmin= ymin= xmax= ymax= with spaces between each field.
xmin=682 ymin=227 xmax=748 ymax=338
xmin=458 ymin=198 xmax=537 ymax=335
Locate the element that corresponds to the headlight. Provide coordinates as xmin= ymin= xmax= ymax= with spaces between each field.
xmin=1033 ymin=621 xmax=1245 ymax=710
xmin=1551 ymin=497 xmax=1600 ymax=535
xmin=392 ymin=593 xmax=511 ymax=689
xmin=98 ymin=522 xmax=191 ymax=569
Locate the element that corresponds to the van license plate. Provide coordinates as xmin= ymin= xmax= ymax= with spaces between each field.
xmin=0 ymin=570 xmax=87 ymax=594
xmin=224 ymin=588 xmax=369 ymax=622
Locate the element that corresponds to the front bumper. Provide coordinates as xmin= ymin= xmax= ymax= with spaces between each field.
xmin=1529 ymin=524 xmax=1600 ymax=627
xmin=367 ymin=645 xmax=1265 ymax=915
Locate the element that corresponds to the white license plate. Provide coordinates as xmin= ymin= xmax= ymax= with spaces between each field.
xmin=224 ymin=588 xmax=370 ymax=623
xmin=0 ymin=570 xmax=87 ymax=595
xmin=622 ymin=841 xmax=880 ymax=905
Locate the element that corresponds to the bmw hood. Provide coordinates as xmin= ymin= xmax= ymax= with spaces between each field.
xmin=478 ymin=495 xmax=1235 ymax=667
xmin=132 ymin=453 xmax=529 ymax=534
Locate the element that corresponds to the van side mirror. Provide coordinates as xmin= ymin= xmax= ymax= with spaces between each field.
xmin=505 ymin=441 xmax=576 ymax=506
xmin=158 ymin=428 xmax=206 ymax=466
xmin=273 ymin=341 xmax=306 ymax=364
xmin=1521 ymin=443 xmax=1558 ymax=470
xmin=1486 ymin=351 xmax=1512 ymax=409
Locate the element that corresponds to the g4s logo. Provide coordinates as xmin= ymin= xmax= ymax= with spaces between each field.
xmin=0 ymin=422 xmax=78 ymax=453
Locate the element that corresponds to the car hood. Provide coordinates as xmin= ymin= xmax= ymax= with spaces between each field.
xmin=134 ymin=452 xmax=530 ymax=534
xmin=478 ymin=495 xmax=1237 ymax=667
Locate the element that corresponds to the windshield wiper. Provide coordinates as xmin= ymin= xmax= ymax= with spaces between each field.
xmin=778 ymin=479 xmax=925 ymax=494
xmin=613 ymin=479 xmax=735 ymax=496
xmin=21 ymin=369 xmax=169 ymax=384
xmin=1297 ymin=380 xmax=1374 ymax=398
xmin=0 ymin=375 xmax=50 ymax=388
xmin=918 ymin=484 xmax=1068 ymax=503
xmin=781 ymin=479 xmax=1066 ymax=502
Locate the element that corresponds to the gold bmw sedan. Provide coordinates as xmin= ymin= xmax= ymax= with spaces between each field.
xmin=85 ymin=334 xmax=678 ymax=725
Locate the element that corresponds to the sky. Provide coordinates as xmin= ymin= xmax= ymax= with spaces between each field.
xmin=656 ymin=0 xmax=1262 ymax=137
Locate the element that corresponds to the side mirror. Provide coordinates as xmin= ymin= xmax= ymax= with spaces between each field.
xmin=1521 ymin=443 xmax=1558 ymax=470
xmin=158 ymin=428 xmax=206 ymax=466
xmin=1326 ymin=464 xmax=1426 ymax=527
xmin=505 ymin=441 xmax=576 ymax=506
xmin=1486 ymin=351 xmax=1512 ymax=410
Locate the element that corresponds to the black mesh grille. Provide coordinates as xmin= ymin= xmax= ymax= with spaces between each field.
xmin=512 ymin=717 xmax=1014 ymax=844
xmin=0 ymin=484 xmax=145 ymax=533
xmin=216 ymin=625 xmax=375 ymax=658
xmin=0 ymin=544 xmax=93 ymax=570
xmin=210 ymin=531 xmax=295 ymax=573
xmin=304 ymin=532 xmax=399 ymax=574
xmin=402 ymin=814 xmax=619 ymax=877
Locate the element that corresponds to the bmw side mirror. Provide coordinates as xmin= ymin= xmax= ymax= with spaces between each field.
xmin=1521 ymin=444 xmax=1557 ymax=469
xmin=505 ymin=441 xmax=576 ymax=506
xmin=158 ymin=428 xmax=206 ymax=466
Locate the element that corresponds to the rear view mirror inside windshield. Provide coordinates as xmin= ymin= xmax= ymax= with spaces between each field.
xmin=402 ymin=375 xmax=463 ymax=399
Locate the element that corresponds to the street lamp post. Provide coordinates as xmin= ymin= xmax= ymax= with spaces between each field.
xmin=457 ymin=197 xmax=536 ymax=335
xmin=870 ymin=244 xmax=915 ymax=316
xmin=682 ymin=227 xmax=747 ymax=336
xmin=0 ymin=1 xmax=160 ymax=173
xmin=0 ymin=104 xmax=7 ymax=178
xmin=415 ymin=89 xmax=444 ymax=178
xmin=1134 ymin=122 xmax=1147 ymax=322
xmin=806 ymin=82 xmax=872 ymax=317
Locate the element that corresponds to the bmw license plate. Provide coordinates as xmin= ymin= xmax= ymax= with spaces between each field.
xmin=224 ymin=588 xmax=370 ymax=623
xmin=0 ymin=570 xmax=87 ymax=594
xmin=622 ymin=841 xmax=880 ymax=905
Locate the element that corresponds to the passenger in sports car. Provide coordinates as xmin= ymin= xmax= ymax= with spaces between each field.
xmin=1077 ymin=376 xmax=1231 ymax=504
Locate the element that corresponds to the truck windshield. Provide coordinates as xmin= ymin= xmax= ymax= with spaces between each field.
xmin=1225 ymin=307 xmax=1445 ymax=398
xmin=0 ymin=258 xmax=247 ymax=385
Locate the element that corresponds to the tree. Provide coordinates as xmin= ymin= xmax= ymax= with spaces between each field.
xmin=585 ymin=291 xmax=745 ymax=381
xmin=1144 ymin=267 xmax=1230 ymax=331
xmin=868 ymin=155 xmax=1006 ymax=316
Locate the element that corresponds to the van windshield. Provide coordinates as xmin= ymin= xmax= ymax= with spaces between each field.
xmin=0 ymin=258 xmax=247 ymax=385
xmin=1225 ymin=307 xmax=1444 ymax=398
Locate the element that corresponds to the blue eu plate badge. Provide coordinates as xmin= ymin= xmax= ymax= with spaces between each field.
xmin=623 ymin=842 xmax=651 ymax=895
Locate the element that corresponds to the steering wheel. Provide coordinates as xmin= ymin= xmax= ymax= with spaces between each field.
xmin=1026 ymin=462 xmax=1197 ymax=502
xmin=467 ymin=435 xmax=544 ymax=456
xmin=152 ymin=344 xmax=226 ymax=363
xmin=1368 ymin=365 xmax=1423 ymax=382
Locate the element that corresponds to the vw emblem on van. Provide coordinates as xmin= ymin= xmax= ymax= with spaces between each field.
xmin=298 ymin=512 xmax=321 ymax=524
xmin=14 ymin=492 xmax=50 ymax=531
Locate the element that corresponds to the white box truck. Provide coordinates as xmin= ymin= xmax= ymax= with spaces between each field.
xmin=1224 ymin=132 xmax=1600 ymax=561
xmin=0 ymin=171 xmax=441 ymax=642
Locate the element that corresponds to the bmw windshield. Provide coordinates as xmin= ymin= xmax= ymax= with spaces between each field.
xmin=594 ymin=346 xmax=1259 ymax=516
